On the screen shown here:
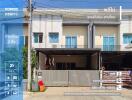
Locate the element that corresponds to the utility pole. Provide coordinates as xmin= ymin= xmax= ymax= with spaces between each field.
xmin=27 ymin=0 xmax=32 ymax=91
xmin=120 ymin=6 xmax=122 ymax=21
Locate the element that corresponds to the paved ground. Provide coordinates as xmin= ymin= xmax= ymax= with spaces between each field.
xmin=24 ymin=87 xmax=132 ymax=100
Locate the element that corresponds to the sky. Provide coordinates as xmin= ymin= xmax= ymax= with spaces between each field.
xmin=34 ymin=0 xmax=132 ymax=9
xmin=0 ymin=0 xmax=24 ymax=8
xmin=0 ymin=0 xmax=132 ymax=9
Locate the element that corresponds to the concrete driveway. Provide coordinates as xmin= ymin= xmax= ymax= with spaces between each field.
xmin=24 ymin=87 xmax=132 ymax=100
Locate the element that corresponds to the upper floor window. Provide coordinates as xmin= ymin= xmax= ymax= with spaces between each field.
xmin=103 ymin=36 xmax=115 ymax=51
xmin=66 ymin=36 xmax=77 ymax=48
xmin=33 ymin=33 xmax=43 ymax=43
xmin=123 ymin=34 xmax=132 ymax=44
xmin=49 ymin=32 xmax=59 ymax=43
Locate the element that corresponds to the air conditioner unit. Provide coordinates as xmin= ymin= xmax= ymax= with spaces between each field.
xmin=125 ymin=43 xmax=132 ymax=49
xmin=52 ymin=44 xmax=58 ymax=48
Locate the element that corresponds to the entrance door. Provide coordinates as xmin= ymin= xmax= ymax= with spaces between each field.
xmin=103 ymin=36 xmax=115 ymax=51
xmin=66 ymin=37 xmax=71 ymax=48
xmin=66 ymin=36 xmax=77 ymax=48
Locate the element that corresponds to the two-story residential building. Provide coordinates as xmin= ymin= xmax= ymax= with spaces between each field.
xmin=31 ymin=7 xmax=132 ymax=86
xmin=0 ymin=6 xmax=132 ymax=86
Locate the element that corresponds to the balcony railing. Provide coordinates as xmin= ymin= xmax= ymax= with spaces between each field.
xmin=34 ymin=44 xmax=132 ymax=51
xmin=60 ymin=45 xmax=132 ymax=51
xmin=95 ymin=45 xmax=118 ymax=51
xmin=95 ymin=45 xmax=132 ymax=51
xmin=61 ymin=45 xmax=88 ymax=48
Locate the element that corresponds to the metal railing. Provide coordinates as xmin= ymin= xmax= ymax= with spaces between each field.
xmin=95 ymin=45 xmax=121 ymax=51
xmin=36 ymin=45 xmax=132 ymax=51
xmin=61 ymin=45 xmax=88 ymax=48
xmin=95 ymin=45 xmax=132 ymax=51
xmin=61 ymin=45 xmax=121 ymax=51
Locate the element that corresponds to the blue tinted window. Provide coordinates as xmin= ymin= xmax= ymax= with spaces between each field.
xmin=66 ymin=36 xmax=77 ymax=48
xmin=103 ymin=36 xmax=115 ymax=51
xmin=33 ymin=33 xmax=43 ymax=43
xmin=49 ymin=33 xmax=59 ymax=43
xmin=123 ymin=34 xmax=132 ymax=44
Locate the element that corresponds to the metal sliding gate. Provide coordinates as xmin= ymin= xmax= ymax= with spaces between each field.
xmin=101 ymin=71 xmax=132 ymax=88
xmin=37 ymin=70 xmax=100 ymax=86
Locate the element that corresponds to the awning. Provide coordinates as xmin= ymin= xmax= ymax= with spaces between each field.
xmin=35 ymin=48 xmax=101 ymax=55
xmin=102 ymin=51 xmax=132 ymax=55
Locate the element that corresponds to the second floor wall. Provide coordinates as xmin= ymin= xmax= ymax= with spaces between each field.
xmin=31 ymin=12 xmax=132 ymax=51
xmin=32 ymin=15 xmax=62 ymax=48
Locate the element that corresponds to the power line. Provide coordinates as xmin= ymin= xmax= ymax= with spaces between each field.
xmin=34 ymin=4 xmax=121 ymax=18
xmin=0 ymin=17 xmax=25 ymax=21
xmin=49 ymin=0 xmax=132 ymax=3
xmin=34 ymin=2 xmax=85 ymax=16
xmin=34 ymin=1 xmax=132 ymax=10
xmin=34 ymin=10 xmax=88 ymax=18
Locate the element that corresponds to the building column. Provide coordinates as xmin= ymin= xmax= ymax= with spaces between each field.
xmin=87 ymin=25 xmax=90 ymax=48
xmin=87 ymin=23 xmax=92 ymax=48
xmin=93 ymin=25 xmax=96 ymax=48
xmin=87 ymin=23 xmax=95 ymax=48
xmin=119 ymin=22 xmax=123 ymax=50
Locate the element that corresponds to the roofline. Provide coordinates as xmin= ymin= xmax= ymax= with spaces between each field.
xmin=35 ymin=48 xmax=101 ymax=51
xmin=33 ymin=8 xmax=132 ymax=17
xmin=35 ymin=48 xmax=101 ymax=55
xmin=34 ymin=8 xmax=132 ymax=12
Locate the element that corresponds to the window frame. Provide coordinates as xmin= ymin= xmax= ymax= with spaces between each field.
xmin=49 ymin=32 xmax=59 ymax=43
xmin=65 ymin=35 xmax=77 ymax=48
xmin=33 ymin=32 xmax=43 ymax=43
xmin=123 ymin=34 xmax=132 ymax=44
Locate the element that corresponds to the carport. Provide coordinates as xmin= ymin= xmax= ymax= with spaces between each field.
xmin=35 ymin=48 xmax=100 ymax=86
xmin=101 ymin=51 xmax=132 ymax=70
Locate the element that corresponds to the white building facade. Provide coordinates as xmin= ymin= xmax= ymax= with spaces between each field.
xmin=32 ymin=7 xmax=132 ymax=51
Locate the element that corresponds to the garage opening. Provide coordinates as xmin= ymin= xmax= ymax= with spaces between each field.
xmin=102 ymin=51 xmax=132 ymax=71
xmin=36 ymin=48 xmax=101 ymax=70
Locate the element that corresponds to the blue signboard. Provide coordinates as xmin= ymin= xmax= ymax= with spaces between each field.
xmin=0 ymin=0 xmax=24 ymax=100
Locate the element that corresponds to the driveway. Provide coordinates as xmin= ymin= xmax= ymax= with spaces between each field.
xmin=24 ymin=87 xmax=132 ymax=100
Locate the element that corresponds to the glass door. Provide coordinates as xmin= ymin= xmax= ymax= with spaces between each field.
xmin=103 ymin=36 xmax=115 ymax=51
xmin=71 ymin=36 xmax=77 ymax=48
xmin=66 ymin=37 xmax=71 ymax=48
xmin=66 ymin=36 xmax=77 ymax=48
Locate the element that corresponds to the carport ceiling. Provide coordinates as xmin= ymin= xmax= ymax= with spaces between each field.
xmin=35 ymin=48 xmax=100 ymax=55
xmin=102 ymin=51 xmax=132 ymax=55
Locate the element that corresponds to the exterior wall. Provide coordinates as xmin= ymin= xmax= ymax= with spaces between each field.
xmin=120 ymin=16 xmax=132 ymax=51
xmin=32 ymin=15 xmax=62 ymax=48
xmin=62 ymin=25 xmax=88 ymax=48
xmin=52 ymin=55 xmax=87 ymax=68
xmin=31 ymin=9 xmax=132 ymax=51
xmin=91 ymin=53 xmax=98 ymax=70
xmin=37 ymin=70 xmax=100 ymax=86
xmin=39 ymin=52 xmax=46 ymax=70
xmin=95 ymin=25 xmax=119 ymax=47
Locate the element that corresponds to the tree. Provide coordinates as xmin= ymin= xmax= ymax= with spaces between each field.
xmin=22 ymin=46 xmax=37 ymax=79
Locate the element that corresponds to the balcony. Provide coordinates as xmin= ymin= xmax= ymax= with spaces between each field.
xmin=95 ymin=45 xmax=117 ymax=51
xmin=61 ymin=45 xmax=88 ymax=48
xmin=61 ymin=45 xmax=132 ymax=51
xmin=34 ymin=44 xmax=132 ymax=51
xmin=95 ymin=45 xmax=132 ymax=51
xmin=61 ymin=45 xmax=119 ymax=51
